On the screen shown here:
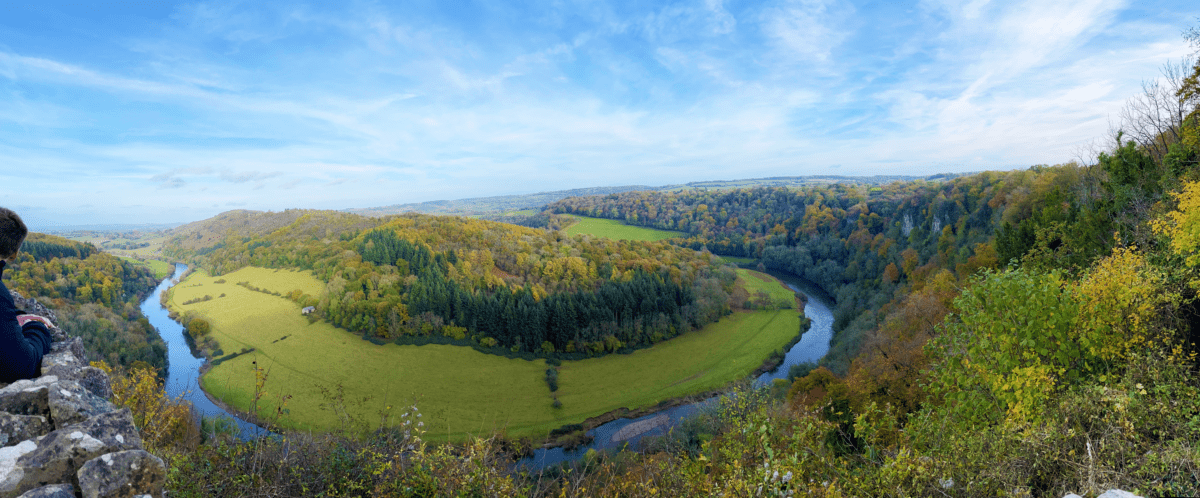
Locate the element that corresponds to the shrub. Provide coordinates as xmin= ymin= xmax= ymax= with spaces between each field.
xmin=93 ymin=361 xmax=198 ymax=452
xmin=787 ymin=361 xmax=817 ymax=381
xmin=186 ymin=317 xmax=211 ymax=337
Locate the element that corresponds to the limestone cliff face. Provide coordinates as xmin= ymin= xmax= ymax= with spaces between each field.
xmin=1 ymin=292 xmax=164 ymax=498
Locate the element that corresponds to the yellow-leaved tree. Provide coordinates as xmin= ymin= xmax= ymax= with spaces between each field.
xmin=93 ymin=361 xmax=197 ymax=452
xmin=1074 ymin=246 xmax=1170 ymax=367
xmin=927 ymin=244 xmax=1171 ymax=428
xmin=1156 ymin=180 xmax=1200 ymax=274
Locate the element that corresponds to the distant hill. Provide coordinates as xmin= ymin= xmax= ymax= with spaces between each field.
xmin=347 ymin=175 xmax=949 ymax=217
xmin=164 ymin=209 xmax=373 ymax=254
xmin=41 ymin=222 xmax=183 ymax=233
xmin=346 ymin=185 xmax=657 ymax=217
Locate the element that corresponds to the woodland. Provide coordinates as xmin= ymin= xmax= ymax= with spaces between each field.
xmin=163 ymin=211 xmax=737 ymax=360
xmin=4 ymin=233 xmax=166 ymax=371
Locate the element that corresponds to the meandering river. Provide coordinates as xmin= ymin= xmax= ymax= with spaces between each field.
xmin=142 ymin=265 xmax=833 ymax=462
xmin=142 ymin=263 xmax=262 ymax=439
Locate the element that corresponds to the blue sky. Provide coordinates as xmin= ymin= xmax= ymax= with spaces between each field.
xmin=1 ymin=1 xmax=1196 ymax=227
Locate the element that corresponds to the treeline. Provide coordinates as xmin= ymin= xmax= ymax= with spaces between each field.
xmin=164 ymin=211 xmax=734 ymax=359
xmin=6 ymin=233 xmax=166 ymax=372
xmin=549 ymin=174 xmax=1011 ymax=371
xmin=22 ymin=234 xmax=98 ymax=260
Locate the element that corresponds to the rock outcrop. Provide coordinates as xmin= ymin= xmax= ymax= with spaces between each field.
xmin=0 ymin=293 xmax=164 ymax=498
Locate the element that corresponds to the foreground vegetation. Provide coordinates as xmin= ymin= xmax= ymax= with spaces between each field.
xmin=168 ymin=266 xmax=803 ymax=439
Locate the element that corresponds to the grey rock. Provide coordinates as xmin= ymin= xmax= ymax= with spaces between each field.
xmin=47 ymin=339 xmax=84 ymax=365
xmin=1098 ymin=490 xmax=1143 ymax=498
xmin=48 ymin=380 xmax=117 ymax=427
xmin=77 ymin=450 xmax=165 ymax=498
xmin=39 ymin=352 xmax=80 ymax=374
xmin=38 ymin=366 xmax=111 ymax=400
xmin=0 ymin=413 xmax=51 ymax=447
xmin=0 ymin=377 xmax=57 ymax=418
xmin=75 ymin=368 xmax=112 ymax=400
xmin=0 ymin=410 xmax=141 ymax=498
xmin=16 ymin=484 xmax=75 ymax=498
xmin=1063 ymin=494 xmax=1083 ymax=498
xmin=0 ymin=441 xmax=40 ymax=498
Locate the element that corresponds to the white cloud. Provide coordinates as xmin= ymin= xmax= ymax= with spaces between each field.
xmin=761 ymin=0 xmax=855 ymax=64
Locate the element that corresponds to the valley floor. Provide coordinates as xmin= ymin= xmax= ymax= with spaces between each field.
xmin=168 ymin=266 xmax=803 ymax=440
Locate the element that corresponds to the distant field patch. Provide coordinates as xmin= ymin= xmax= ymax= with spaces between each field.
xmin=170 ymin=266 xmax=801 ymax=440
xmin=737 ymin=269 xmax=797 ymax=306
xmin=70 ymin=232 xmax=170 ymax=259
xmin=120 ymin=257 xmax=173 ymax=279
xmin=564 ymin=216 xmax=683 ymax=241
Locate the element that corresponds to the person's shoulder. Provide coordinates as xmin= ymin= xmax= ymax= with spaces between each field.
xmin=0 ymin=282 xmax=16 ymax=313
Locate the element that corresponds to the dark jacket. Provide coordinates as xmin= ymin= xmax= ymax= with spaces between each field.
xmin=0 ymin=260 xmax=52 ymax=383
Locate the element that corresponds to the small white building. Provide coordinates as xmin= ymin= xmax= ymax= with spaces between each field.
xmin=302 ymin=306 xmax=316 ymax=315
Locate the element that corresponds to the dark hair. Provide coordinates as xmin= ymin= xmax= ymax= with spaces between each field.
xmin=0 ymin=207 xmax=28 ymax=260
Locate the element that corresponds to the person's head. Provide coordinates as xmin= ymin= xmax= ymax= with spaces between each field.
xmin=0 ymin=208 xmax=28 ymax=261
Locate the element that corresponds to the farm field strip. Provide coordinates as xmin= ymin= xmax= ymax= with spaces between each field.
xmin=120 ymin=257 xmax=174 ymax=279
xmin=563 ymin=216 xmax=684 ymax=241
xmin=737 ymin=269 xmax=798 ymax=306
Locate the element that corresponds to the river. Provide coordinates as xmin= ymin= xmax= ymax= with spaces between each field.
xmin=142 ymin=265 xmax=833 ymax=461
xmin=142 ymin=263 xmax=262 ymax=439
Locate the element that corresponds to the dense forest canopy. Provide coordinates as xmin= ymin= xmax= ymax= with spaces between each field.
xmin=5 ymin=233 xmax=165 ymax=371
xmin=164 ymin=211 xmax=736 ymax=358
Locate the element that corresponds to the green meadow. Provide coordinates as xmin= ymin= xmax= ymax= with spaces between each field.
xmin=170 ymin=266 xmax=800 ymax=440
xmin=737 ymin=269 xmax=797 ymax=307
xmin=121 ymin=257 xmax=174 ymax=279
xmin=564 ymin=216 xmax=684 ymax=241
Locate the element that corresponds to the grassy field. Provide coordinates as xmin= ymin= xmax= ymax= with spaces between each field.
xmin=170 ymin=266 xmax=801 ymax=440
xmin=564 ymin=216 xmax=683 ymax=241
xmin=120 ymin=257 xmax=174 ymax=279
xmin=737 ymin=269 xmax=797 ymax=308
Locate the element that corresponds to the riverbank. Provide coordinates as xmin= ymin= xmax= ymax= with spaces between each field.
xmin=141 ymin=263 xmax=262 ymax=439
